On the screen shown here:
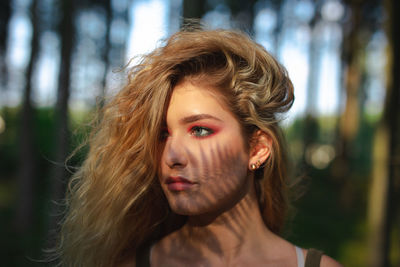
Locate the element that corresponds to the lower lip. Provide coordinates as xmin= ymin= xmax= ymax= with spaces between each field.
xmin=167 ymin=182 xmax=195 ymax=191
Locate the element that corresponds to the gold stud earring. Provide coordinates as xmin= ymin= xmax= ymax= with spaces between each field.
xmin=250 ymin=163 xmax=257 ymax=170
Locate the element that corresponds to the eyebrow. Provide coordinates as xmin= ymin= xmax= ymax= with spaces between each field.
xmin=179 ymin=114 xmax=222 ymax=124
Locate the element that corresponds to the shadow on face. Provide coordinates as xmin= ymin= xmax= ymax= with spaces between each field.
xmin=153 ymin=81 xmax=260 ymax=265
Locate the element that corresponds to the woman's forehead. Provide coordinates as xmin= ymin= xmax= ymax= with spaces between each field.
xmin=166 ymin=81 xmax=233 ymax=121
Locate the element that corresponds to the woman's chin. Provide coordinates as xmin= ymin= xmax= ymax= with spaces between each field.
xmin=167 ymin=199 xmax=216 ymax=217
xmin=168 ymin=203 xmax=203 ymax=216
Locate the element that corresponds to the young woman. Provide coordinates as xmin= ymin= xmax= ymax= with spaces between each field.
xmin=57 ymin=29 xmax=342 ymax=267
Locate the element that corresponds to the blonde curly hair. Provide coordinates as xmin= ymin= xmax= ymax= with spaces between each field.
xmin=57 ymin=29 xmax=294 ymax=266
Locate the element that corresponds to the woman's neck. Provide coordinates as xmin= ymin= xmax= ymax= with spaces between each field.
xmin=176 ymin=181 xmax=274 ymax=261
xmin=150 ymin=179 xmax=291 ymax=267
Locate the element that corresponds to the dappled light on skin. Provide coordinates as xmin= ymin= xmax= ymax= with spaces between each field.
xmin=156 ymin=140 xmax=281 ymax=266
xmin=159 ymin=81 xmax=251 ymax=218
xmin=0 ymin=0 xmax=393 ymax=262
xmin=157 ymin=143 xmax=252 ymax=266
xmin=153 ymin=81 xmax=296 ymax=266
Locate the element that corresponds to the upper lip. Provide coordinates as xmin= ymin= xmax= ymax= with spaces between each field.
xmin=165 ymin=176 xmax=195 ymax=184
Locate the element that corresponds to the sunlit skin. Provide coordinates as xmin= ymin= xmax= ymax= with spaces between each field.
xmin=159 ymin=82 xmax=250 ymax=218
xmin=151 ymin=79 xmax=291 ymax=266
xmin=146 ymin=79 xmax=342 ymax=267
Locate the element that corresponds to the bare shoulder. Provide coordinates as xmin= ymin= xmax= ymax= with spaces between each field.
xmin=320 ymin=255 xmax=343 ymax=267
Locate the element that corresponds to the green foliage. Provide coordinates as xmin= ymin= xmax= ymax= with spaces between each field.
xmin=0 ymin=107 xmax=92 ymax=266
xmin=283 ymin=115 xmax=377 ymax=266
xmin=0 ymin=108 xmax=389 ymax=266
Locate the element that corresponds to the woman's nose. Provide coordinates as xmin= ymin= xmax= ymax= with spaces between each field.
xmin=163 ymin=136 xmax=188 ymax=169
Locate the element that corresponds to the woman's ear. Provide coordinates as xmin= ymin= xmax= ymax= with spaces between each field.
xmin=248 ymin=130 xmax=272 ymax=170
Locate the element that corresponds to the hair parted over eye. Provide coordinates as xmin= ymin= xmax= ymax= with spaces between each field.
xmin=190 ymin=126 xmax=215 ymax=138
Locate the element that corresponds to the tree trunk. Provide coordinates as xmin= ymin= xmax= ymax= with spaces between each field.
xmin=48 ymin=0 xmax=75 ymax=233
xmin=15 ymin=0 xmax=40 ymax=234
xmin=368 ymin=125 xmax=390 ymax=267
xmin=0 ymin=0 xmax=11 ymax=52
xmin=99 ymin=0 xmax=112 ymax=103
xmin=0 ymin=0 xmax=11 ymax=90
xmin=272 ymin=0 xmax=285 ymax=58
xmin=226 ymin=0 xmax=257 ymax=35
xmin=340 ymin=0 xmax=362 ymax=146
xmin=181 ymin=0 xmax=206 ymax=27
xmin=333 ymin=0 xmax=364 ymax=181
xmin=368 ymin=0 xmax=400 ymax=266
xmin=302 ymin=2 xmax=322 ymax=165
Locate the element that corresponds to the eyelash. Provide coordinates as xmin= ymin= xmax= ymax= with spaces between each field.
xmin=189 ymin=126 xmax=215 ymax=138
xmin=160 ymin=126 xmax=216 ymax=140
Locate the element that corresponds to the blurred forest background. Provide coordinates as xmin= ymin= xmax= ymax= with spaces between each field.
xmin=0 ymin=0 xmax=399 ymax=266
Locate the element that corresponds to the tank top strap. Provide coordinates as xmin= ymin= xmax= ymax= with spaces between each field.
xmin=304 ymin=248 xmax=323 ymax=267
xmin=295 ymin=246 xmax=305 ymax=267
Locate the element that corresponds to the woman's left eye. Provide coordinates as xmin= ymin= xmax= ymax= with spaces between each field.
xmin=159 ymin=128 xmax=170 ymax=141
xmin=190 ymin=126 xmax=214 ymax=138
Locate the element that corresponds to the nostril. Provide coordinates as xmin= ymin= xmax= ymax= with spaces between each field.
xmin=170 ymin=161 xmax=184 ymax=168
xmin=166 ymin=153 xmax=187 ymax=169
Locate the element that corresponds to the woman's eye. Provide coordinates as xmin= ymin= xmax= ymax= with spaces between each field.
xmin=190 ymin=126 xmax=214 ymax=137
xmin=160 ymin=129 xmax=170 ymax=140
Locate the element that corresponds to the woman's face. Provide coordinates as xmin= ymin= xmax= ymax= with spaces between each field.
xmin=159 ymin=79 xmax=252 ymax=217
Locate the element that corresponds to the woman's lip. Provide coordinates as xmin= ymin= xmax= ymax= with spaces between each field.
xmin=165 ymin=176 xmax=196 ymax=191
xmin=165 ymin=176 xmax=194 ymax=184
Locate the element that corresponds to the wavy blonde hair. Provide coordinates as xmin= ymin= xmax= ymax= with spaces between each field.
xmin=57 ymin=29 xmax=294 ymax=266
